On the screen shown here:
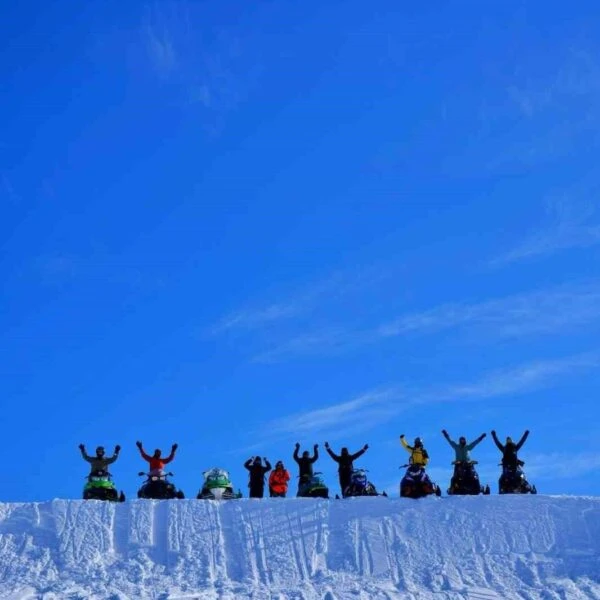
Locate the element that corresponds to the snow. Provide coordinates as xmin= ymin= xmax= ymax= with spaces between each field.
xmin=0 ymin=496 xmax=599 ymax=599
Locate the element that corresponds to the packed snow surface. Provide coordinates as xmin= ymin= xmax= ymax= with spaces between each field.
xmin=1 ymin=496 xmax=599 ymax=599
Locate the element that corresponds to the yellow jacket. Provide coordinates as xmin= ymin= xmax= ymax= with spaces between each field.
xmin=400 ymin=436 xmax=429 ymax=466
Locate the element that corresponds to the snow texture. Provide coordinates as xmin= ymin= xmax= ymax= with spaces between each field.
xmin=0 ymin=496 xmax=599 ymax=599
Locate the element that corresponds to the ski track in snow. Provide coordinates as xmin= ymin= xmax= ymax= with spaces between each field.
xmin=0 ymin=496 xmax=599 ymax=599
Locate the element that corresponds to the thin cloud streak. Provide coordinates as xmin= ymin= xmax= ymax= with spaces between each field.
xmin=212 ymin=261 xmax=393 ymax=335
xmin=492 ymin=200 xmax=600 ymax=266
xmin=267 ymin=389 xmax=400 ymax=437
xmin=263 ymin=354 xmax=598 ymax=440
xmin=379 ymin=281 xmax=600 ymax=339
xmin=144 ymin=18 xmax=177 ymax=78
xmin=525 ymin=452 xmax=600 ymax=480
xmin=254 ymin=281 xmax=600 ymax=362
xmin=213 ymin=303 xmax=304 ymax=334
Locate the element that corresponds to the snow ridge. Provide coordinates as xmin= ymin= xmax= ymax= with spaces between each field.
xmin=0 ymin=496 xmax=599 ymax=599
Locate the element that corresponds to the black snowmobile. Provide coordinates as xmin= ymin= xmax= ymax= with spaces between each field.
xmin=498 ymin=463 xmax=537 ymax=494
xmin=447 ymin=461 xmax=490 ymax=496
xmin=400 ymin=465 xmax=442 ymax=499
xmin=342 ymin=468 xmax=387 ymax=498
xmin=137 ymin=471 xmax=185 ymax=499
xmin=83 ymin=470 xmax=125 ymax=502
xmin=297 ymin=472 xmax=330 ymax=499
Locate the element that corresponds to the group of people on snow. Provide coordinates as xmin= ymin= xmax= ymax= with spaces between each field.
xmin=243 ymin=442 xmax=370 ymax=498
xmin=79 ymin=429 xmax=531 ymax=497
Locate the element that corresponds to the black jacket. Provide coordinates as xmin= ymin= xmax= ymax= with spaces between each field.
xmin=326 ymin=447 xmax=366 ymax=473
xmin=244 ymin=459 xmax=272 ymax=488
xmin=293 ymin=446 xmax=318 ymax=480
xmin=492 ymin=431 xmax=529 ymax=467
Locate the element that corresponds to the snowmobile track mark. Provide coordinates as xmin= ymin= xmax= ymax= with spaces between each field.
xmin=111 ymin=503 xmax=129 ymax=557
xmin=151 ymin=500 xmax=171 ymax=568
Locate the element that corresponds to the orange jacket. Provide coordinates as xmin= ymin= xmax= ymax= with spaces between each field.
xmin=268 ymin=468 xmax=290 ymax=494
xmin=139 ymin=446 xmax=176 ymax=471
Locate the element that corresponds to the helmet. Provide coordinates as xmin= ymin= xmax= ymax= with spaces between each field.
xmin=276 ymin=461 xmax=284 ymax=469
xmin=253 ymin=456 xmax=261 ymax=464
xmin=341 ymin=447 xmax=349 ymax=455
xmin=459 ymin=437 xmax=466 ymax=445
xmin=95 ymin=446 xmax=105 ymax=456
xmin=302 ymin=450 xmax=309 ymax=458
xmin=414 ymin=437 xmax=423 ymax=447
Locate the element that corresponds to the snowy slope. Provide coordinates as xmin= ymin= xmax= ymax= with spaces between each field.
xmin=0 ymin=496 xmax=599 ymax=599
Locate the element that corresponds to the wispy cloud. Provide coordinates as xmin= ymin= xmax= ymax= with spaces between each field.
xmin=212 ymin=303 xmax=304 ymax=335
xmin=141 ymin=3 xmax=265 ymax=133
xmin=525 ymin=452 xmax=600 ymax=480
xmin=212 ymin=262 xmax=393 ymax=336
xmin=379 ymin=281 xmax=600 ymax=340
xmin=266 ymin=389 xmax=401 ymax=438
xmin=143 ymin=12 xmax=177 ymax=78
xmin=507 ymin=48 xmax=600 ymax=119
xmin=492 ymin=200 xmax=600 ymax=266
xmin=426 ymin=353 xmax=599 ymax=404
xmin=253 ymin=281 xmax=600 ymax=362
xmin=261 ymin=353 xmax=598 ymax=441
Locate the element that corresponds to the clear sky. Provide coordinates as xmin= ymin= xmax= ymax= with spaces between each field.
xmin=1 ymin=1 xmax=599 ymax=502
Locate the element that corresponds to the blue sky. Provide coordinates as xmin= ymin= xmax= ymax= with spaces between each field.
xmin=2 ymin=1 xmax=600 ymax=502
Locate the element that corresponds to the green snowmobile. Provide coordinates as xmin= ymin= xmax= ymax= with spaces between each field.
xmin=197 ymin=468 xmax=242 ymax=500
xmin=83 ymin=471 xmax=125 ymax=502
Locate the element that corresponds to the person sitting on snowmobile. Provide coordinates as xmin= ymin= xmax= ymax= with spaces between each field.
xmin=324 ymin=442 xmax=368 ymax=496
xmin=400 ymin=435 xmax=429 ymax=467
xmin=442 ymin=430 xmax=486 ymax=469
xmin=136 ymin=441 xmax=178 ymax=475
xmin=268 ymin=461 xmax=290 ymax=497
xmin=442 ymin=430 xmax=486 ymax=490
xmin=491 ymin=430 xmax=529 ymax=470
xmin=244 ymin=456 xmax=272 ymax=498
xmin=79 ymin=444 xmax=121 ymax=475
xmin=293 ymin=442 xmax=319 ymax=484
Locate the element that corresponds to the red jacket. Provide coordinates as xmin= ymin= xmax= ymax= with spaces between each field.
xmin=268 ymin=468 xmax=290 ymax=494
xmin=139 ymin=446 xmax=175 ymax=471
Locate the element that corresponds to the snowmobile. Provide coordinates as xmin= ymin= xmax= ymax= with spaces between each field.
xmin=342 ymin=468 xmax=387 ymax=498
xmin=197 ymin=468 xmax=242 ymax=500
xmin=137 ymin=471 xmax=185 ymax=499
xmin=498 ymin=463 xmax=537 ymax=494
xmin=83 ymin=470 xmax=125 ymax=502
xmin=400 ymin=465 xmax=442 ymax=499
xmin=297 ymin=472 xmax=329 ymax=499
xmin=447 ymin=461 xmax=490 ymax=496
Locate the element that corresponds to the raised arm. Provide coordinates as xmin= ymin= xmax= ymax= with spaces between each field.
xmin=400 ymin=435 xmax=413 ymax=453
xmin=105 ymin=445 xmax=121 ymax=465
xmin=324 ymin=443 xmax=340 ymax=462
xmin=79 ymin=444 xmax=93 ymax=463
xmin=162 ymin=444 xmax=178 ymax=465
xmin=263 ymin=458 xmax=272 ymax=473
xmin=442 ymin=430 xmax=458 ymax=450
xmin=491 ymin=431 xmax=504 ymax=452
xmin=311 ymin=444 xmax=319 ymax=463
xmin=351 ymin=444 xmax=368 ymax=461
xmin=136 ymin=441 xmax=152 ymax=462
xmin=293 ymin=443 xmax=300 ymax=464
xmin=516 ymin=430 xmax=530 ymax=451
xmin=466 ymin=433 xmax=486 ymax=451
xmin=244 ymin=458 xmax=253 ymax=471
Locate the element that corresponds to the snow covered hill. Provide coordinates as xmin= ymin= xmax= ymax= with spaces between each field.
xmin=1 ymin=496 xmax=599 ymax=599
